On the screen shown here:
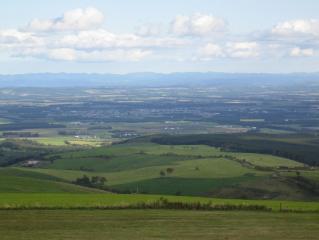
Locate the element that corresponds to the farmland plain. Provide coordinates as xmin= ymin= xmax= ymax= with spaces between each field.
xmin=0 ymin=85 xmax=318 ymax=239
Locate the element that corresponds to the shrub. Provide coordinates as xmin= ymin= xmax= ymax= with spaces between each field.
xmin=166 ymin=168 xmax=174 ymax=174
xmin=160 ymin=170 xmax=166 ymax=177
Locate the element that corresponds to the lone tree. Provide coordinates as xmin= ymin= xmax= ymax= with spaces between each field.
xmin=74 ymin=175 xmax=91 ymax=186
xmin=166 ymin=168 xmax=174 ymax=174
xmin=160 ymin=170 xmax=166 ymax=177
xmin=91 ymin=176 xmax=107 ymax=187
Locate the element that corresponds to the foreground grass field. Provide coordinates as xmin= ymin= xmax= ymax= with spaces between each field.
xmin=1 ymin=194 xmax=318 ymax=212
xmin=0 ymin=210 xmax=318 ymax=240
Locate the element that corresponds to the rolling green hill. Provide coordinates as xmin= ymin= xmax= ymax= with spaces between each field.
xmin=0 ymin=168 xmax=103 ymax=193
xmin=9 ymin=139 xmax=318 ymax=200
xmin=151 ymin=133 xmax=319 ymax=166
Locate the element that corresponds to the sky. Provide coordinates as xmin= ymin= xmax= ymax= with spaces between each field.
xmin=0 ymin=0 xmax=319 ymax=74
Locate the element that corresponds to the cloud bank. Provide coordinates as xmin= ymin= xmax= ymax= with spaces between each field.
xmin=0 ymin=7 xmax=318 ymax=63
xmin=27 ymin=7 xmax=104 ymax=32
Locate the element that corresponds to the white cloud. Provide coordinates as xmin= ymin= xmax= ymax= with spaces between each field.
xmin=135 ymin=24 xmax=162 ymax=36
xmin=197 ymin=41 xmax=260 ymax=60
xmin=272 ymin=19 xmax=319 ymax=37
xmin=171 ymin=15 xmax=190 ymax=36
xmin=198 ymin=43 xmax=224 ymax=59
xmin=290 ymin=47 xmax=314 ymax=57
xmin=226 ymin=42 xmax=259 ymax=58
xmin=3 ymin=9 xmax=319 ymax=64
xmin=171 ymin=13 xmax=226 ymax=36
xmin=0 ymin=29 xmax=44 ymax=49
xmin=58 ymin=29 xmax=186 ymax=49
xmin=48 ymin=48 xmax=77 ymax=61
xmin=49 ymin=48 xmax=151 ymax=62
xmin=16 ymin=47 xmax=151 ymax=62
xmin=28 ymin=7 xmax=104 ymax=32
xmin=1 ymin=27 xmax=179 ymax=63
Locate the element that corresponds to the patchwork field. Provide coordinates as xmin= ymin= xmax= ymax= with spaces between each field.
xmin=4 ymin=138 xmax=317 ymax=200
xmin=33 ymin=137 xmax=107 ymax=147
xmin=0 ymin=81 xmax=319 ymax=239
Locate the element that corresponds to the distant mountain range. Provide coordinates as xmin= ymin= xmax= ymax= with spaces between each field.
xmin=0 ymin=72 xmax=318 ymax=87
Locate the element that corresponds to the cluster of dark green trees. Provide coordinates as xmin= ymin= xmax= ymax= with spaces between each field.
xmin=74 ymin=175 xmax=107 ymax=189
xmin=0 ymin=140 xmax=55 ymax=167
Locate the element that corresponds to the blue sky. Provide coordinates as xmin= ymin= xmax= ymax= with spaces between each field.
xmin=0 ymin=0 xmax=318 ymax=73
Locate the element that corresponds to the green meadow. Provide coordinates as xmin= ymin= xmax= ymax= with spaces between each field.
xmin=0 ymin=135 xmax=318 ymax=240
xmin=0 ymin=138 xmax=315 ymax=200
xmin=1 ymin=210 xmax=318 ymax=240
xmin=0 ymin=168 xmax=101 ymax=193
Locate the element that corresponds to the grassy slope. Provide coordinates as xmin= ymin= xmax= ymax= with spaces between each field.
xmin=0 ymin=168 xmax=102 ymax=193
xmin=151 ymin=133 xmax=319 ymax=166
xmin=1 ymin=210 xmax=319 ymax=240
xmin=34 ymin=157 xmax=264 ymax=181
xmin=15 ymin=156 xmax=264 ymax=186
xmin=113 ymin=176 xmax=261 ymax=196
xmin=45 ymin=143 xmax=304 ymax=172
xmin=13 ymin=141 xmax=318 ymax=199
xmin=48 ymin=153 xmax=194 ymax=172
xmin=227 ymin=152 xmax=304 ymax=167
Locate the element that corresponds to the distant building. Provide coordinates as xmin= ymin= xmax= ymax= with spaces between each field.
xmin=22 ymin=160 xmax=40 ymax=167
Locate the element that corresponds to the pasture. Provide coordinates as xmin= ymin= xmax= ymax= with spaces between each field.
xmin=0 ymin=168 xmax=101 ymax=193
xmin=0 ymin=210 xmax=318 ymax=240
xmin=9 ymin=140 xmax=318 ymax=199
